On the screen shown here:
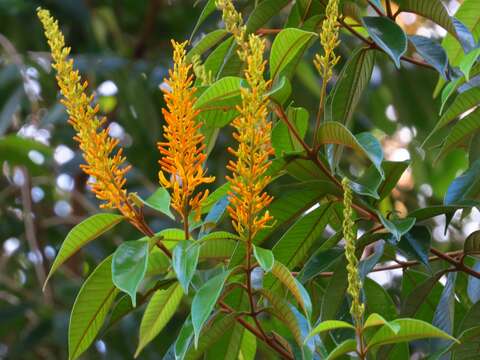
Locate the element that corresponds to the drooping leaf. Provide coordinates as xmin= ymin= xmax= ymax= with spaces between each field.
xmin=175 ymin=316 xmax=194 ymax=360
xmin=379 ymin=214 xmax=416 ymax=242
xmin=444 ymin=158 xmax=480 ymax=205
xmin=430 ymin=272 xmax=457 ymax=352
xmin=199 ymin=196 xmax=229 ymax=237
xmin=135 ymin=282 xmax=183 ymax=357
xmin=397 ymin=226 xmax=432 ymax=269
xmin=362 ymin=16 xmax=407 ymax=68
xmin=452 ymin=17 xmax=477 ymax=54
xmin=269 ymin=28 xmax=317 ymax=80
xmin=266 ymin=76 xmax=292 ymax=105
xmin=253 ymin=245 xmax=274 ymax=273
xmin=44 ymin=213 xmax=125 ymax=289
xmin=260 ymin=288 xmax=303 ymax=345
xmin=270 ymin=260 xmax=312 ymax=317
xmin=69 ymin=256 xmax=118 ymax=360
xmin=320 ymin=257 xmax=347 ymax=322
xmin=173 ymin=241 xmax=200 ymax=294
xmin=467 ymin=261 xmax=480 ymax=303
xmin=192 ymin=270 xmax=230 ymax=347
xmin=367 ymin=318 xmax=458 ymax=350
xmin=317 ymin=122 xmax=384 ymax=176
xmin=112 ymin=239 xmax=149 ymax=306
xmin=376 ymin=161 xmax=410 ymax=201
xmin=409 ymin=35 xmax=448 ymax=77
xmin=298 ymin=247 xmax=343 ymax=283
xmin=185 ymin=315 xmax=236 ymax=360
xmin=330 ymin=47 xmax=375 ymax=125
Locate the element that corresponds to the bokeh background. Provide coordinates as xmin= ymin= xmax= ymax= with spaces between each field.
xmin=0 ymin=0 xmax=474 ymax=359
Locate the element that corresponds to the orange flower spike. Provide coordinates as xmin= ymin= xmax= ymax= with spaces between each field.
xmin=225 ymin=32 xmax=274 ymax=241
xmin=37 ymin=8 xmax=144 ymax=230
xmin=158 ymin=40 xmax=215 ymax=224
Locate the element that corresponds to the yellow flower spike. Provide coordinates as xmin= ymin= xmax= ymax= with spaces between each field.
xmin=342 ymin=178 xmax=365 ymax=326
xmin=37 ymin=8 xmax=146 ymax=231
xmin=314 ymin=0 xmax=341 ymax=82
xmin=158 ymin=40 xmax=215 ymax=227
xmin=217 ymin=0 xmax=274 ymax=241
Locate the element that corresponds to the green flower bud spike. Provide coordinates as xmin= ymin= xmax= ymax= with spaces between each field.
xmin=342 ymin=178 xmax=365 ymax=326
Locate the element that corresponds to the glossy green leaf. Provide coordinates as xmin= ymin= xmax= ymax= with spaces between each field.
xmin=260 ymin=289 xmax=303 ymax=345
xmin=135 ymin=282 xmax=183 ymax=357
xmin=44 ymin=213 xmax=125 ymax=290
xmin=362 ymin=16 xmax=407 ymax=68
xmin=459 ymin=47 xmax=480 ymax=81
xmin=185 ymin=315 xmax=236 ymax=360
xmin=271 ymin=260 xmax=312 ymax=317
xmin=364 ymin=313 xmax=398 ymax=332
xmin=409 ymin=35 xmax=448 ymax=77
xmin=266 ymin=76 xmax=292 ymax=105
xmin=199 ymin=232 xmax=239 ymax=260
xmin=194 ymin=76 xmax=242 ymax=127
xmin=437 ymin=108 xmax=480 ymax=160
xmin=429 ymin=87 xmax=480 ymax=141
xmin=190 ymin=0 xmax=217 ymax=40
xmin=272 ymin=105 xmax=308 ymax=156
xmin=435 ymin=0 xmax=480 ymax=95
xmin=317 ymin=122 xmax=384 ymax=176
xmin=272 ymin=203 xmax=333 ymax=271
xmin=173 ymin=241 xmax=200 ymax=294
xmin=112 ymin=240 xmax=149 ymax=306
xmin=69 ymin=256 xmax=118 ymax=360
xmin=192 ymin=270 xmax=230 ymax=347
xmin=298 ymin=247 xmax=343 ymax=283
xmin=138 ymin=187 xmax=174 ymax=219
xmin=187 ymin=29 xmax=229 ymax=60
xmin=269 ymin=28 xmax=317 ymax=80
xmin=325 ymin=339 xmax=357 ymax=360
xmin=306 ymin=320 xmax=354 ymax=341
xmin=367 ymin=318 xmax=458 ymax=350
xmin=377 ymin=161 xmax=410 ymax=200
xmin=245 ymin=0 xmax=290 ymax=34
xmin=253 ymin=245 xmax=274 ymax=273
xmin=330 ymin=47 xmax=375 ymax=125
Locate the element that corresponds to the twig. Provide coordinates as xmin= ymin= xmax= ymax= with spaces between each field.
xmin=367 ymin=0 xmax=384 ymax=16
xmin=430 ymin=248 xmax=480 ymax=279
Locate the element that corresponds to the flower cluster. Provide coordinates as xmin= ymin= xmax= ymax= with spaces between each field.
xmin=217 ymin=0 xmax=274 ymax=241
xmin=314 ymin=0 xmax=341 ymax=81
xmin=342 ymin=178 xmax=365 ymax=325
xmin=158 ymin=40 xmax=215 ymax=226
xmin=37 ymin=8 xmax=145 ymax=231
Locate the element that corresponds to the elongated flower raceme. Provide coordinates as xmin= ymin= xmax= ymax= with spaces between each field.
xmin=217 ymin=0 xmax=274 ymax=241
xmin=158 ymin=40 xmax=215 ymax=226
xmin=37 ymin=8 xmax=147 ymax=231
xmin=342 ymin=178 xmax=365 ymax=326
xmin=314 ymin=0 xmax=341 ymax=81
